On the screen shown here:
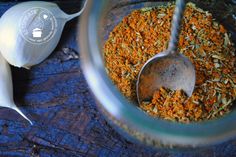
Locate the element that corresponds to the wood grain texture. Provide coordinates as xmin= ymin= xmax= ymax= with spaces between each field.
xmin=0 ymin=1 xmax=236 ymax=157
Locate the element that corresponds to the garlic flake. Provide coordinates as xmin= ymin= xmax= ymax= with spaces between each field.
xmin=0 ymin=53 xmax=32 ymax=125
xmin=0 ymin=1 xmax=87 ymax=69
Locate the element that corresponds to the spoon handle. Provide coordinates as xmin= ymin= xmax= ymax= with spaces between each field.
xmin=168 ymin=0 xmax=186 ymax=53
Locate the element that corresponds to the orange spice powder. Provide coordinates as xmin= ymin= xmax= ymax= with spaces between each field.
xmin=103 ymin=3 xmax=236 ymax=122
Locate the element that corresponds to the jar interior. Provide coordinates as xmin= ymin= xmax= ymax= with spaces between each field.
xmin=98 ymin=0 xmax=236 ymax=121
xmin=80 ymin=0 xmax=236 ymax=147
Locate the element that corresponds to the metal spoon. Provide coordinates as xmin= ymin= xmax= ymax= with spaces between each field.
xmin=136 ymin=0 xmax=195 ymax=104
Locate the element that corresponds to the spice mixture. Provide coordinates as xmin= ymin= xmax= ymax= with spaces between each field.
xmin=141 ymin=87 xmax=202 ymax=122
xmin=103 ymin=3 xmax=236 ymax=123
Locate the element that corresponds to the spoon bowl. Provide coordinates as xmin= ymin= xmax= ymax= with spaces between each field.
xmin=137 ymin=50 xmax=195 ymax=104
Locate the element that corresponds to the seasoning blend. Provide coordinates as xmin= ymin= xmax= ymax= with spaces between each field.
xmin=104 ymin=3 xmax=236 ymax=123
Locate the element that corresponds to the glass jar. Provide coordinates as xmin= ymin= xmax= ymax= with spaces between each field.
xmin=79 ymin=0 xmax=236 ymax=149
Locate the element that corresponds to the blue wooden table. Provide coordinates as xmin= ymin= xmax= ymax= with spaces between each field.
xmin=0 ymin=1 xmax=236 ymax=157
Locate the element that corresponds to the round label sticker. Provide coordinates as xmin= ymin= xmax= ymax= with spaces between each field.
xmin=20 ymin=7 xmax=57 ymax=44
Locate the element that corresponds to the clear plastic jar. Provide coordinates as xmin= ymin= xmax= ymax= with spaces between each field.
xmin=79 ymin=0 xmax=236 ymax=149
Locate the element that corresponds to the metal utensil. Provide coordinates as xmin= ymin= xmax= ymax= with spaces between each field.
xmin=136 ymin=0 xmax=195 ymax=104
